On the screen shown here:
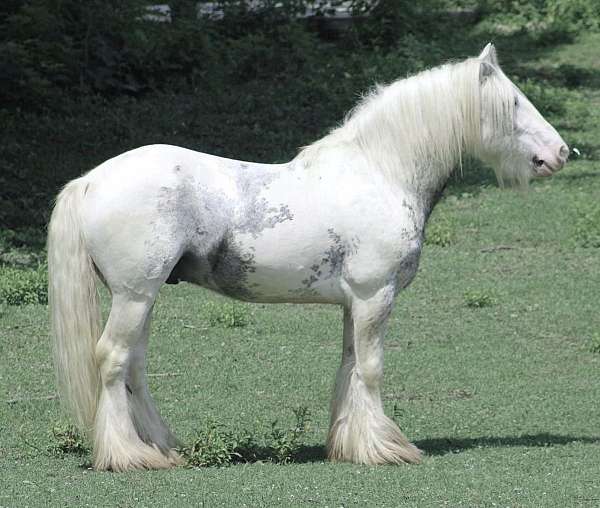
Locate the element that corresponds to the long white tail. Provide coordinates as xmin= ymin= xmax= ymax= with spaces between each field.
xmin=48 ymin=178 xmax=102 ymax=435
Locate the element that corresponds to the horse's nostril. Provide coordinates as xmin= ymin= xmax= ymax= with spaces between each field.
xmin=559 ymin=145 xmax=569 ymax=159
xmin=533 ymin=156 xmax=545 ymax=167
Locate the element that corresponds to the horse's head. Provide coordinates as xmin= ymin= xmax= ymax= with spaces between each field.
xmin=477 ymin=43 xmax=569 ymax=185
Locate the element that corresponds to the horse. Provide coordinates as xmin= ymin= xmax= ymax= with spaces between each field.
xmin=47 ymin=44 xmax=569 ymax=471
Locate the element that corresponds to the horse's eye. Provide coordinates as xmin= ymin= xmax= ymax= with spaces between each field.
xmin=514 ymin=97 xmax=519 ymax=107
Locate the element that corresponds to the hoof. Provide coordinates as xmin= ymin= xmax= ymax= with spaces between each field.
xmin=94 ymin=445 xmax=183 ymax=472
xmin=327 ymin=415 xmax=422 ymax=465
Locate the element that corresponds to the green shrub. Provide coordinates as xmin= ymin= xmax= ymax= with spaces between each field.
xmin=181 ymin=406 xmax=311 ymax=467
xmin=425 ymin=217 xmax=454 ymax=247
xmin=0 ymin=0 xmax=329 ymax=109
xmin=0 ymin=264 xmax=48 ymax=305
xmin=48 ymin=423 xmax=89 ymax=456
xmin=268 ymin=406 xmax=311 ymax=464
xmin=0 ymin=1 xmax=148 ymax=106
xmin=349 ymin=0 xmax=446 ymax=48
xmin=180 ymin=419 xmax=256 ymax=467
xmin=204 ymin=301 xmax=252 ymax=328
xmin=480 ymin=0 xmax=600 ymax=41
xmin=0 ymin=228 xmax=46 ymax=267
xmin=464 ymin=290 xmax=494 ymax=308
xmin=516 ymin=79 xmax=569 ymax=117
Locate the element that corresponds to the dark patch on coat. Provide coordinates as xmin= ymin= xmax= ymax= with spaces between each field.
xmin=323 ymin=229 xmax=346 ymax=279
xmin=300 ymin=228 xmax=349 ymax=290
xmin=400 ymin=199 xmax=428 ymax=243
xmin=155 ymin=165 xmax=294 ymax=300
xmin=396 ymin=247 xmax=421 ymax=290
xmin=236 ymin=201 xmax=294 ymax=238
xmin=207 ymin=235 xmax=257 ymax=300
xmin=422 ymin=180 xmax=448 ymax=221
xmin=234 ymin=170 xmax=294 ymax=238
xmin=153 ymin=176 xmax=253 ymax=297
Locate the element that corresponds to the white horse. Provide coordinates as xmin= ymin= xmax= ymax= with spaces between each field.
xmin=48 ymin=44 xmax=568 ymax=471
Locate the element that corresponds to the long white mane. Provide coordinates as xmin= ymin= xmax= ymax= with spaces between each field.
xmin=296 ymin=58 xmax=516 ymax=191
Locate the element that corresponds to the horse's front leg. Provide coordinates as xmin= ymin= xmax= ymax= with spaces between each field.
xmin=327 ymin=284 xmax=421 ymax=465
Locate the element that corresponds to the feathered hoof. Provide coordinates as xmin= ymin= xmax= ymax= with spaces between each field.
xmin=94 ymin=445 xmax=183 ymax=472
xmin=326 ymin=415 xmax=422 ymax=465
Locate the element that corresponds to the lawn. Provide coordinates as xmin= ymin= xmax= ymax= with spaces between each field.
xmin=1 ymin=30 xmax=600 ymax=508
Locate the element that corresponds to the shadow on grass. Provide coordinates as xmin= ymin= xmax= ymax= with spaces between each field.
xmin=74 ymin=435 xmax=599 ymax=469
xmin=74 ymin=445 xmax=329 ymax=470
xmin=230 ymin=433 xmax=600 ymax=463
xmin=416 ymin=433 xmax=600 ymax=457
xmin=294 ymin=433 xmax=600 ymax=462
xmin=292 ymin=444 xmax=327 ymax=463
xmin=236 ymin=444 xmax=328 ymax=465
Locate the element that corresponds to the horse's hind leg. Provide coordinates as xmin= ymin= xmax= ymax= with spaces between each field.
xmin=127 ymin=310 xmax=181 ymax=458
xmin=94 ymin=292 xmax=179 ymax=471
xmin=327 ymin=285 xmax=421 ymax=465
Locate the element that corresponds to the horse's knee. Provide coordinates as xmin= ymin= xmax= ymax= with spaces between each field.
xmin=96 ymin=339 xmax=130 ymax=385
xmin=359 ymin=357 xmax=383 ymax=389
xmin=96 ymin=331 xmax=146 ymax=388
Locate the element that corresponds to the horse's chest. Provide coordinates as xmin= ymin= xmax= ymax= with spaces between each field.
xmin=395 ymin=239 xmax=423 ymax=291
xmin=393 ymin=198 xmax=425 ymax=290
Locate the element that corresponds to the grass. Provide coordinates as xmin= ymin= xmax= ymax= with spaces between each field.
xmin=2 ymin=25 xmax=600 ymax=508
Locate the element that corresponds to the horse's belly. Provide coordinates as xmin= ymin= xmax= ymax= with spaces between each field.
xmin=215 ymin=246 xmax=346 ymax=304
xmin=168 ymin=229 xmax=345 ymax=304
xmin=244 ymin=262 xmax=345 ymax=304
xmin=234 ymin=222 xmax=351 ymax=303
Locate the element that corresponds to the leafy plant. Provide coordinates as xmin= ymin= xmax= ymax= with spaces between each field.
xmin=48 ymin=423 xmax=89 ymax=456
xmin=180 ymin=419 xmax=256 ymax=467
xmin=516 ymin=79 xmax=569 ymax=117
xmin=464 ymin=290 xmax=494 ymax=308
xmin=425 ymin=217 xmax=454 ymax=247
xmin=480 ymin=0 xmax=600 ymax=42
xmin=268 ymin=406 xmax=311 ymax=464
xmin=204 ymin=301 xmax=253 ymax=328
xmin=181 ymin=406 xmax=311 ymax=467
xmin=0 ymin=264 xmax=48 ymax=305
xmin=0 ymin=228 xmax=46 ymax=268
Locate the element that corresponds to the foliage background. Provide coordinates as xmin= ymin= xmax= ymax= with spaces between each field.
xmin=2 ymin=0 xmax=599 ymax=232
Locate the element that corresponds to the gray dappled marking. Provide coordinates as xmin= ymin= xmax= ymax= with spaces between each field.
xmin=157 ymin=164 xmax=294 ymax=300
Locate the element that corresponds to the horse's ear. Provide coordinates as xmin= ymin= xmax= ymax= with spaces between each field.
xmin=479 ymin=43 xmax=499 ymax=66
xmin=479 ymin=61 xmax=496 ymax=83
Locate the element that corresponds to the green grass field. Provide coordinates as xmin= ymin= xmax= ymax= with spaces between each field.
xmin=2 ymin=31 xmax=600 ymax=508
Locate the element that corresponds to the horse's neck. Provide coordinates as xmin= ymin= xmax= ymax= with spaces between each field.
xmin=299 ymin=63 xmax=482 ymax=219
xmin=351 ymin=90 xmax=473 ymax=203
xmin=365 ymin=147 xmax=458 ymax=227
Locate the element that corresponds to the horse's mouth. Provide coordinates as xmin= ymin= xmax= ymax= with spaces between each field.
xmin=533 ymin=160 xmax=563 ymax=177
xmin=533 ymin=164 xmax=554 ymax=177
